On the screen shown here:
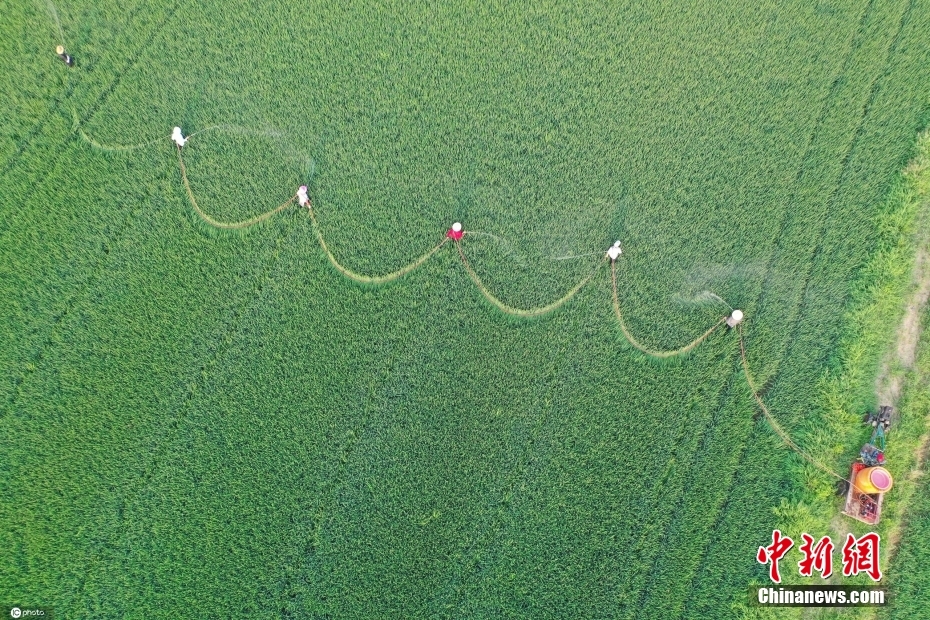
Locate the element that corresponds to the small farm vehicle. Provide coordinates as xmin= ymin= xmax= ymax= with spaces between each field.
xmin=839 ymin=406 xmax=894 ymax=525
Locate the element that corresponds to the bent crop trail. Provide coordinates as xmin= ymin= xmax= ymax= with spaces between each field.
xmin=607 ymin=262 xmax=852 ymax=485
xmin=610 ymin=261 xmax=726 ymax=358
xmin=54 ymin=103 xmax=881 ymax=489
xmin=57 ymin=114 xmax=867 ymax=498
xmin=177 ymin=146 xmax=296 ymax=230
xmin=308 ymin=208 xmax=448 ymax=284
xmin=737 ymin=323 xmax=847 ymax=483
xmin=456 ymin=242 xmax=605 ymax=317
xmin=41 ymin=32 xmax=853 ymax=487
xmin=72 ymin=107 xmax=170 ymax=152
xmin=68 ymin=106 xmax=859 ymax=488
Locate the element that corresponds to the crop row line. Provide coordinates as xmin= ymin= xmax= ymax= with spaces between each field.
xmin=743 ymin=0 xmax=879 ymax=397
xmin=767 ymin=0 xmax=913 ymax=385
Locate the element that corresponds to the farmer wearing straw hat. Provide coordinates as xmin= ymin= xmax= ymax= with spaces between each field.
xmin=55 ymin=45 xmax=74 ymax=67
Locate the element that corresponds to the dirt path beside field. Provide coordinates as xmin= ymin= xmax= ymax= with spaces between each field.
xmin=866 ymin=137 xmax=930 ymax=620
xmin=875 ymin=142 xmax=930 ymax=410
xmin=877 ymin=237 xmax=930 ymax=563
xmin=875 ymin=245 xmax=930 ymax=409
xmin=812 ymin=137 xmax=930 ymax=620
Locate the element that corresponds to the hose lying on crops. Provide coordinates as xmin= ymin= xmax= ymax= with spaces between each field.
xmin=610 ymin=261 xmax=726 ymax=358
xmin=456 ymin=242 xmax=606 ymax=318
xmin=177 ymin=146 xmax=296 ymax=230
xmin=737 ymin=323 xmax=849 ymax=484
xmin=609 ymin=263 xmax=855 ymax=487
xmin=97 ymin=127 xmax=869 ymax=493
xmin=39 ymin=8 xmax=873 ymax=501
xmin=308 ymin=208 xmax=449 ymax=284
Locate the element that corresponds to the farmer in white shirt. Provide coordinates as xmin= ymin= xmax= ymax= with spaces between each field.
xmin=171 ymin=127 xmax=187 ymax=148
xmin=297 ymin=185 xmax=310 ymax=209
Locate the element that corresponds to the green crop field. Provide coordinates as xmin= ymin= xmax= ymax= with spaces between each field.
xmin=3 ymin=0 xmax=930 ymax=618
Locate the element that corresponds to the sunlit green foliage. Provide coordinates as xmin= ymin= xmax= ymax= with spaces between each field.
xmin=2 ymin=0 xmax=930 ymax=618
xmin=882 ymin=336 xmax=930 ymax=620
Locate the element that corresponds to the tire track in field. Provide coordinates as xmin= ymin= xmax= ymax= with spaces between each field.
xmin=624 ymin=366 xmax=744 ymax=620
xmin=621 ymin=1 xmax=878 ymax=611
xmin=71 ymin=4 xmax=180 ymax=138
xmin=0 ymin=1 xmax=150 ymax=186
xmin=634 ymin=0 xmax=911 ymax=613
xmin=746 ymin=0 xmax=876 ymax=392
xmin=1 ymin=2 xmax=183 ymax=417
xmin=432 ymin=301 xmax=737 ymax=616
xmin=752 ymin=0 xmax=910 ymax=381
xmin=1 ymin=0 xmax=178 ymax=229
xmin=709 ymin=0 xmax=912 ymax=505
xmin=0 ymin=0 xmax=180 ymax=237
xmin=0 ymin=92 xmax=70 ymax=184
xmin=435 ymin=3 xmax=878 ymax=601
xmin=662 ymin=1 xmax=915 ymax=615
xmin=676 ymin=2 xmax=916 ymax=602
xmin=767 ymin=0 xmax=914 ymax=383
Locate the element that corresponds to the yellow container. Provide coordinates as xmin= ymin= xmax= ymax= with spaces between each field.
xmin=855 ymin=466 xmax=893 ymax=494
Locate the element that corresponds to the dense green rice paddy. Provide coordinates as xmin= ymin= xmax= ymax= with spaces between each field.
xmin=2 ymin=1 xmax=930 ymax=617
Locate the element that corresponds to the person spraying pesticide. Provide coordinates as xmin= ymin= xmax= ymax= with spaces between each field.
xmin=55 ymin=45 xmax=74 ymax=67
xmin=297 ymin=185 xmax=311 ymax=210
xmin=171 ymin=127 xmax=187 ymax=148
xmin=447 ymin=222 xmax=463 ymax=240
xmin=606 ymin=240 xmax=622 ymax=261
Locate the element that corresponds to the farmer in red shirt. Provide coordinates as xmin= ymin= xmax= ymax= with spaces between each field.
xmin=447 ymin=222 xmax=463 ymax=241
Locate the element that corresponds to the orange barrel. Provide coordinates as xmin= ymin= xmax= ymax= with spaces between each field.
xmin=855 ymin=466 xmax=893 ymax=494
